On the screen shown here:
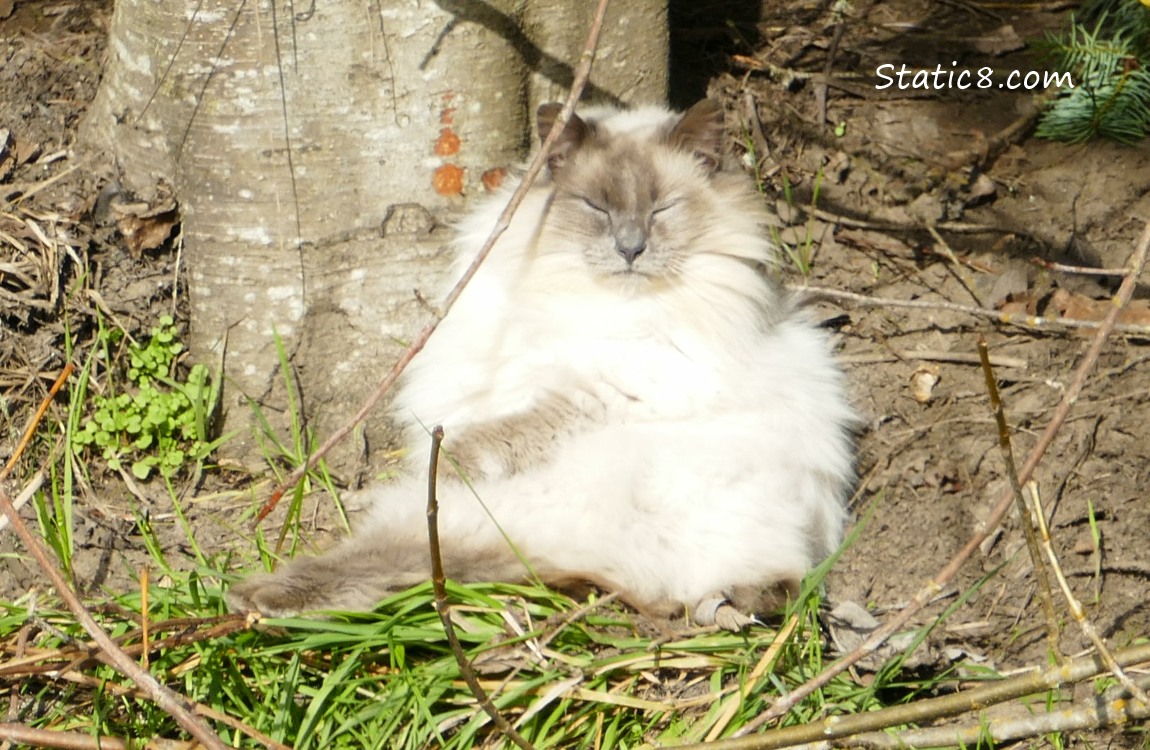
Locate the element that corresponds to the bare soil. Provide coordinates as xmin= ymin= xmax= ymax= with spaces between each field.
xmin=2 ymin=1 xmax=1149 ymax=747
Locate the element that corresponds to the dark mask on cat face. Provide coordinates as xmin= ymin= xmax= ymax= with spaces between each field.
xmin=535 ymin=101 xmax=727 ymax=285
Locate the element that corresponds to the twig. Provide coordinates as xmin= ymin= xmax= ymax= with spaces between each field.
xmin=0 ymin=723 xmax=132 ymax=750
xmin=812 ymin=207 xmax=1012 ymax=234
xmin=140 ymin=567 xmax=151 ymax=670
xmin=823 ymin=676 xmax=1150 ymax=749
xmin=426 ymin=426 xmax=536 ymax=750
xmin=927 ymin=224 xmax=984 ymax=307
xmin=794 ymin=284 xmax=1150 ymax=337
xmin=1031 ymin=256 xmax=1129 ymax=276
xmin=0 ymin=363 xmax=72 ymax=482
xmin=1 ymin=163 xmax=81 ymax=208
xmin=939 ymin=92 xmax=1049 ymax=171
xmin=0 ymin=615 xmax=248 ymax=677
xmin=977 ymin=337 xmax=1062 ymax=662
xmin=1029 ymin=481 xmax=1150 ymax=705
xmin=729 ymin=55 xmax=879 ymax=99
xmin=815 ymin=5 xmax=848 ymax=125
xmin=672 ymin=641 xmax=1150 ymax=750
xmin=734 ymin=221 xmax=1150 ymax=735
xmin=0 ymin=470 xmax=43 ymax=535
xmin=258 ymin=0 xmax=613 ymax=523
xmin=838 ymin=348 xmax=1027 ymax=369
xmin=535 ymin=591 xmax=619 ymax=652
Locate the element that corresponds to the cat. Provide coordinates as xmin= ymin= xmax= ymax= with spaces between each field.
xmin=226 ymin=99 xmax=856 ymax=629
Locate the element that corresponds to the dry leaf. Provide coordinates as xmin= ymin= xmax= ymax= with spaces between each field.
xmin=13 ymin=135 xmax=41 ymax=167
xmin=965 ymin=172 xmax=996 ymax=203
xmin=1049 ymin=287 xmax=1150 ymax=326
xmin=111 ymin=197 xmax=180 ymax=256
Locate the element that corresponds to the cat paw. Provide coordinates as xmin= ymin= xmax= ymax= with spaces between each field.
xmin=225 ymin=573 xmax=313 ymax=618
xmin=693 ymin=596 xmax=756 ymax=631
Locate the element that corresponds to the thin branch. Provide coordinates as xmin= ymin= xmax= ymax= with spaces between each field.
xmin=1029 ymin=481 xmax=1150 ymax=705
xmin=0 ymin=615 xmax=248 ymax=677
xmin=814 ymin=5 xmax=847 ymax=125
xmin=1031 ymin=255 xmax=1130 ymax=276
xmin=831 ymin=676 xmax=1150 ymax=749
xmin=977 ymin=336 xmax=1062 ymax=661
xmin=795 ymin=284 xmax=1150 ymax=337
xmin=838 ymin=348 xmax=1027 ymax=369
xmin=426 ymin=426 xmax=536 ymax=750
xmin=535 ymin=591 xmax=619 ymax=653
xmin=927 ymin=224 xmax=984 ymax=307
xmin=734 ymin=221 xmax=1150 ymax=735
xmin=258 ymin=0 xmax=614 ymax=522
xmin=0 ymin=470 xmax=43 ymax=535
xmin=812 ymin=206 xmax=1010 ymax=234
xmin=1 ymin=363 xmax=72 ymax=482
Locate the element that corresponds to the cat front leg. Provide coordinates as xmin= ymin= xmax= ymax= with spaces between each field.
xmin=440 ymin=392 xmax=606 ymax=481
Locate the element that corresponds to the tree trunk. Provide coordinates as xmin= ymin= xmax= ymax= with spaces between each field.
xmin=81 ymin=0 xmax=667 ymax=469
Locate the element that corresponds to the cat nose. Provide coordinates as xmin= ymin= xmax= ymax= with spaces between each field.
xmin=614 ymin=223 xmax=647 ymax=264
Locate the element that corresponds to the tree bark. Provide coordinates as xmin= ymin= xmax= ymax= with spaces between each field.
xmin=82 ymin=0 xmax=667 ymax=468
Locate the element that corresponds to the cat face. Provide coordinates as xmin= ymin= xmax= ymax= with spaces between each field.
xmin=536 ymin=101 xmax=727 ymax=287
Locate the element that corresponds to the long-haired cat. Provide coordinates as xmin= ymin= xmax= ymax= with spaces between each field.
xmin=226 ymin=99 xmax=856 ymax=627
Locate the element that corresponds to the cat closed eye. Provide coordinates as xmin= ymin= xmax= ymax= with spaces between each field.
xmin=581 ymin=197 xmax=608 ymax=214
xmin=651 ymin=202 xmax=679 ymax=216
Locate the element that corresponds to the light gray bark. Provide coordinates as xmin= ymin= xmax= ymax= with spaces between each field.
xmin=82 ymin=0 xmax=667 ymax=467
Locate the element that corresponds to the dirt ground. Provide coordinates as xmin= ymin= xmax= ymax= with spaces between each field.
xmin=2 ymin=0 xmax=1149 ymax=746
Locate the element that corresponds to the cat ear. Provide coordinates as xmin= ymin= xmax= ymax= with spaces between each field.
xmin=668 ymin=99 xmax=726 ymax=173
xmin=537 ymin=103 xmax=591 ymax=172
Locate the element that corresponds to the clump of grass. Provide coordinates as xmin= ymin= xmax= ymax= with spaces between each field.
xmin=0 ymin=567 xmax=875 ymax=748
xmin=765 ymin=170 xmax=826 ymax=280
xmin=247 ymin=328 xmax=346 ymax=559
xmin=3 ymin=479 xmax=969 ymax=750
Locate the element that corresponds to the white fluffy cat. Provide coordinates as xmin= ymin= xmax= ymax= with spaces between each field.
xmin=227 ymin=99 xmax=856 ymax=627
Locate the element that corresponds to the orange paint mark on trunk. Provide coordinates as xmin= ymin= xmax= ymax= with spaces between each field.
xmin=435 ymin=128 xmax=461 ymax=156
xmin=433 ymin=164 xmax=464 ymax=196
xmin=481 ymin=167 xmax=507 ymax=192
xmin=440 ymin=92 xmax=456 ymax=124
